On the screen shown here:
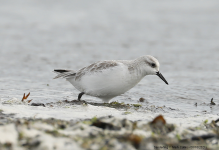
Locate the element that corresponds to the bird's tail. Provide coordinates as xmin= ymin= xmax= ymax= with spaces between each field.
xmin=53 ymin=69 xmax=76 ymax=79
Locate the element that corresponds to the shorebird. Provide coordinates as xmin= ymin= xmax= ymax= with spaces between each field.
xmin=54 ymin=55 xmax=168 ymax=103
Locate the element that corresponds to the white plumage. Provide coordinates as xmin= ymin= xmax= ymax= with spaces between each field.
xmin=54 ymin=55 xmax=168 ymax=103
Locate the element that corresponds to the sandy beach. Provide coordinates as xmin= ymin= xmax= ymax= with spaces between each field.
xmin=0 ymin=0 xmax=219 ymax=149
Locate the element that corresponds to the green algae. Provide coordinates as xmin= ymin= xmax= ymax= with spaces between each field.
xmin=122 ymin=111 xmax=132 ymax=115
xmin=132 ymin=104 xmax=142 ymax=107
xmin=59 ymin=100 xmax=143 ymax=110
xmin=204 ymin=119 xmax=208 ymax=124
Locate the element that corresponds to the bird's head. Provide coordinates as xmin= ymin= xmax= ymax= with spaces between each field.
xmin=142 ymin=55 xmax=168 ymax=85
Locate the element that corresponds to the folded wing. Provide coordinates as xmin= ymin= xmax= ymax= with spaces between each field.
xmin=53 ymin=69 xmax=76 ymax=79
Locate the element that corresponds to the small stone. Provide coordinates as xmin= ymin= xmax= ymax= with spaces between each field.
xmin=139 ymin=98 xmax=145 ymax=102
xmin=31 ymin=103 xmax=45 ymax=107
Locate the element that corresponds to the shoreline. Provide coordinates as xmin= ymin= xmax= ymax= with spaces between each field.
xmin=0 ymin=108 xmax=218 ymax=150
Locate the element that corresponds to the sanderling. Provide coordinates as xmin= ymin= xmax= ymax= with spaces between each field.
xmin=54 ymin=55 xmax=168 ymax=103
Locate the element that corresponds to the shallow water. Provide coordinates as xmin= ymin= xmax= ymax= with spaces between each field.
xmin=0 ymin=0 xmax=219 ymax=125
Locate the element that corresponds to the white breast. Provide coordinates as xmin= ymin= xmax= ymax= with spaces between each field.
xmin=67 ymin=62 xmax=143 ymax=99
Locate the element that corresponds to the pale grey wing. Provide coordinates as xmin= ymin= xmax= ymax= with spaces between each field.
xmin=74 ymin=60 xmax=119 ymax=81
xmin=53 ymin=69 xmax=76 ymax=79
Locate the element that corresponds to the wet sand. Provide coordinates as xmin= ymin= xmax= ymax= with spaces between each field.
xmin=0 ymin=0 xmax=219 ymax=149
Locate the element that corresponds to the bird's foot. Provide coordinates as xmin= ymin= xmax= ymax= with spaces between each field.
xmin=78 ymin=92 xmax=85 ymax=101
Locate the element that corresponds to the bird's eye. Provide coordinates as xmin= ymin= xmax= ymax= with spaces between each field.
xmin=151 ymin=63 xmax=156 ymax=68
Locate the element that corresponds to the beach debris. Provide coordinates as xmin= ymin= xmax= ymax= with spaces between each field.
xmin=27 ymin=100 xmax=32 ymax=103
xmin=91 ymin=116 xmax=133 ymax=130
xmin=204 ymin=119 xmax=208 ymax=124
xmin=194 ymin=102 xmax=197 ymax=106
xmin=92 ymin=120 xmax=119 ymax=130
xmin=1 ymin=114 xmax=219 ymax=149
xmin=21 ymin=92 xmax=32 ymax=103
xmin=191 ymin=134 xmax=217 ymax=141
xmin=53 ymin=99 xmax=145 ymax=110
xmin=31 ymin=103 xmax=45 ymax=107
xmin=122 ymin=111 xmax=132 ymax=115
xmin=139 ymin=97 xmax=145 ymax=102
xmin=150 ymin=115 xmax=166 ymax=125
xmin=168 ymin=107 xmax=176 ymax=110
xmin=126 ymin=134 xmax=143 ymax=149
xmin=149 ymin=115 xmax=175 ymax=135
xmin=62 ymin=100 xmax=131 ymax=109
xmin=132 ymin=104 xmax=142 ymax=108
xmin=210 ymin=98 xmax=215 ymax=105
xmin=64 ymin=100 xmax=87 ymax=105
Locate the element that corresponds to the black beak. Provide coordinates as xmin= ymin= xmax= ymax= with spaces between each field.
xmin=156 ymin=72 xmax=168 ymax=85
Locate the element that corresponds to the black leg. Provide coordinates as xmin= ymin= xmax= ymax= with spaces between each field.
xmin=78 ymin=92 xmax=85 ymax=101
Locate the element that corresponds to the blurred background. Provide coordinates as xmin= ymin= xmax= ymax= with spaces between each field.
xmin=0 ymin=0 xmax=219 ymax=115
